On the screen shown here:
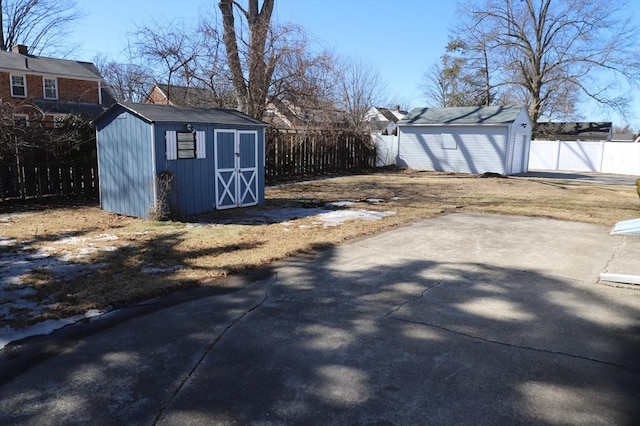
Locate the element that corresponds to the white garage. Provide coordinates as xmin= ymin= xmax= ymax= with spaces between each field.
xmin=397 ymin=106 xmax=532 ymax=175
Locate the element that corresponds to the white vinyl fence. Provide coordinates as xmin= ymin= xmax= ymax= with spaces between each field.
xmin=529 ymin=140 xmax=640 ymax=175
xmin=373 ymin=134 xmax=399 ymax=167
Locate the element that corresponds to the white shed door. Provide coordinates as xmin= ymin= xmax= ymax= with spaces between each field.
xmin=510 ymin=134 xmax=526 ymax=174
xmin=238 ymin=131 xmax=258 ymax=207
xmin=214 ymin=130 xmax=259 ymax=209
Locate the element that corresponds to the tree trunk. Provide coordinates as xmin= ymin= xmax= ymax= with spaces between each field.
xmin=219 ymin=0 xmax=275 ymax=118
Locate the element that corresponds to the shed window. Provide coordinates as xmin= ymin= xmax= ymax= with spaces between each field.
xmin=11 ymin=75 xmax=26 ymax=97
xmin=166 ymin=130 xmax=206 ymax=160
xmin=442 ymin=133 xmax=457 ymax=150
xmin=43 ymin=78 xmax=58 ymax=100
xmin=177 ymin=131 xmax=196 ymax=159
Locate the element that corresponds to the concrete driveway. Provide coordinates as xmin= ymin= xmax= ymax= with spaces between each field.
xmin=1 ymin=213 xmax=639 ymax=425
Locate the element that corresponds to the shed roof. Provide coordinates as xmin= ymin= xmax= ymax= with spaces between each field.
xmin=398 ymin=106 xmax=526 ymax=126
xmin=95 ymin=102 xmax=267 ymax=126
xmin=0 ymin=50 xmax=102 ymax=80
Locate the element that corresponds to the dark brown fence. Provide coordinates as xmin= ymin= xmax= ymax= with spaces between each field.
xmin=0 ymin=127 xmax=376 ymax=203
xmin=265 ymin=129 xmax=376 ymax=183
xmin=0 ymin=159 xmax=98 ymax=201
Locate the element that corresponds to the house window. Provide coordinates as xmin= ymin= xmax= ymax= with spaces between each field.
xmin=442 ymin=133 xmax=457 ymax=150
xmin=13 ymin=114 xmax=29 ymax=127
xmin=177 ymin=131 xmax=196 ymax=159
xmin=43 ymin=78 xmax=58 ymax=100
xmin=11 ymin=75 xmax=26 ymax=97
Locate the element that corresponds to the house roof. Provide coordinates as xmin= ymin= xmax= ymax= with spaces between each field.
xmin=0 ymin=50 xmax=102 ymax=80
xmin=33 ymin=99 xmax=107 ymax=119
xmin=95 ymin=102 xmax=267 ymax=127
xmin=146 ymin=84 xmax=221 ymax=108
xmin=398 ymin=106 xmax=526 ymax=126
xmin=378 ymin=108 xmax=400 ymax=123
xmin=263 ymin=99 xmax=348 ymax=130
xmin=533 ymin=122 xmax=612 ymax=141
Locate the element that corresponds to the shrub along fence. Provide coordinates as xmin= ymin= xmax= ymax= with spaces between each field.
xmin=265 ymin=128 xmax=376 ymax=183
xmin=0 ymin=116 xmax=97 ymax=202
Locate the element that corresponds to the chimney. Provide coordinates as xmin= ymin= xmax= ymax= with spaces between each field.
xmin=12 ymin=45 xmax=28 ymax=54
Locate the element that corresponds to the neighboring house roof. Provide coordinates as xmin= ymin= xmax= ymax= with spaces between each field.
xmin=533 ymin=122 xmax=612 ymax=141
xmin=94 ymin=102 xmax=267 ymax=127
xmin=145 ymin=84 xmax=220 ymax=107
xmin=612 ymin=133 xmax=637 ymax=142
xmin=399 ymin=106 xmax=526 ymax=126
xmin=263 ymin=99 xmax=347 ymax=130
xmin=378 ymin=108 xmax=399 ymax=123
xmin=366 ymin=107 xmax=407 ymax=123
xmin=0 ymin=50 xmax=102 ymax=80
xmin=33 ymin=99 xmax=106 ymax=119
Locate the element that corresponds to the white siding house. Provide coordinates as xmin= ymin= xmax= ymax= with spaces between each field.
xmin=397 ymin=106 xmax=533 ymax=175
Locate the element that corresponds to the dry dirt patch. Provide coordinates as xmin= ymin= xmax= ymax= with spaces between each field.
xmin=1 ymin=170 xmax=638 ymax=329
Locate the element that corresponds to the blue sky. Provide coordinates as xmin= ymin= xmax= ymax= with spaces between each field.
xmin=71 ymin=0 xmax=639 ymax=129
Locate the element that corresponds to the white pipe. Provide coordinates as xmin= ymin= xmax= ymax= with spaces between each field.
xmin=599 ymin=273 xmax=640 ymax=285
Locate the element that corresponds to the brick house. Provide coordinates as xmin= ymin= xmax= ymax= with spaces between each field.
xmin=0 ymin=45 xmax=112 ymax=127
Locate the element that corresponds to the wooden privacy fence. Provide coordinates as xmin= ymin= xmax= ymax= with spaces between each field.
xmin=265 ymin=129 xmax=376 ymax=182
xmin=0 ymin=129 xmax=375 ymax=203
xmin=0 ymin=159 xmax=98 ymax=200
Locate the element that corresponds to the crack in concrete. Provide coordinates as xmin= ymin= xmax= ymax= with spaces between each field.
xmin=385 ymin=278 xmax=447 ymax=317
xmin=151 ymin=273 xmax=278 ymax=425
xmin=601 ymin=236 xmax=625 ymax=275
xmin=387 ymin=315 xmax=640 ymax=376
xmin=597 ymin=236 xmax=640 ymax=290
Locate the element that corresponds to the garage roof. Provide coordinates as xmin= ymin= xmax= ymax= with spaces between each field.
xmin=399 ymin=106 xmax=526 ymax=126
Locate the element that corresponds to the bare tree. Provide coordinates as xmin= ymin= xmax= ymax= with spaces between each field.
xmin=337 ymin=56 xmax=387 ymax=132
xmin=268 ymin=29 xmax=339 ymax=118
xmin=219 ymin=0 xmax=275 ymax=118
xmin=94 ymin=55 xmax=153 ymax=103
xmin=453 ymin=0 xmax=640 ymax=123
xmin=0 ymin=0 xmax=83 ymax=55
xmin=133 ymin=21 xmax=204 ymax=101
xmin=190 ymin=18 xmax=239 ymax=108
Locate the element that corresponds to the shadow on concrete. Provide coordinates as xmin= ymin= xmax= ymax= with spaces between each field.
xmin=1 ymin=226 xmax=639 ymax=424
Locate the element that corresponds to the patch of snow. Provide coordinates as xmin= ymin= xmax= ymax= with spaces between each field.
xmin=0 ymin=212 xmax=34 ymax=223
xmin=365 ymin=198 xmax=385 ymax=204
xmin=220 ymin=207 xmax=328 ymax=225
xmin=84 ymin=309 xmax=102 ymax=318
xmin=54 ymin=236 xmax=84 ymax=244
xmin=0 ymin=238 xmax=18 ymax=247
xmin=95 ymin=234 xmax=118 ymax=241
xmin=141 ymin=265 xmax=184 ymax=274
xmin=317 ymin=210 xmax=396 ymax=227
xmin=0 ymin=314 xmax=84 ymax=350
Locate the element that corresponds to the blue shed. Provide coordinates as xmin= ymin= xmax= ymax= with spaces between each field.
xmin=93 ymin=102 xmax=267 ymax=218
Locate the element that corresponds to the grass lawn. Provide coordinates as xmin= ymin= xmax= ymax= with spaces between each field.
xmin=1 ymin=169 xmax=638 ymax=328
